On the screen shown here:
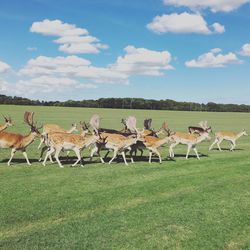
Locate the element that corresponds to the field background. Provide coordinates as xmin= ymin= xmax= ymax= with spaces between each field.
xmin=0 ymin=105 xmax=249 ymax=250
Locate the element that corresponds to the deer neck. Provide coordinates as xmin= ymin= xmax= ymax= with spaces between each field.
xmin=236 ymin=131 xmax=244 ymax=139
xmin=21 ymin=132 xmax=37 ymax=148
xmin=67 ymin=127 xmax=75 ymax=133
xmin=195 ymin=134 xmax=207 ymax=144
xmin=155 ymin=136 xmax=169 ymax=147
xmin=0 ymin=123 xmax=8 ymax=132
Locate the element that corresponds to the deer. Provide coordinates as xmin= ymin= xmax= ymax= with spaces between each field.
xmin=38 ymin=123 xmax=78 ymax=149
xmin=209 ymin=129 xmax=248 ymax=151
xmin=138 ymin=134 xmax=173 ymax=163
xmin=130 ymin=121 xmax=170 ymax=158
xmin=169 ymin=129 xmax=211 ymax=160
xmin=89 ymin=115 xmax=143 ymax=165
xmin=188 ymin=121 xmax=212 ymax=135
xmin=0 ymin=116 xmax=13 ymax=132
xmin=0 ymin=112 xmax=41 ymax=166
xmin=38 ymin=122 xmax=78 ymax=162
xmin=42 ymin=122 xmax=100 ymax=168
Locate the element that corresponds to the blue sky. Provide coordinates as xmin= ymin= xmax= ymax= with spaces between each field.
xmin=0 ymin=0 xmax=250 ymax=104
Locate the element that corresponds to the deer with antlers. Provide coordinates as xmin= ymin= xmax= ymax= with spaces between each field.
xmin=169 ymin=129 xmax=211 ymax=160
xmin=188 ymin=121 xmax=212 ymax=135
xmin=42 ymin=122 xmax=99 ymax=168
xmin=209 ymin=129 xmax=248 ymax=151
xmin=0 ymin=116 xmax=13 ymax=132
xmin=89 ymin=115 xmax=143 ymax=165
xmin=0 ymin=112 xmax=41 ymax=166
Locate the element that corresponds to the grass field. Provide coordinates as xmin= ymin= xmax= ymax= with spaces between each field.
xmin=0 ymin=105 xmax=249 ymax=250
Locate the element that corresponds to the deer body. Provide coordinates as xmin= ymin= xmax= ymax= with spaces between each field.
xmin=169 ymin=131 xmax=211 ymax=160
xmin=209 ymin=130 xmax=247 ymax=151
xmin=140 ymin=135 xmax=171 ymax=163
xmin=90 ymin=132 xmax=139 ymax=165
xmin=0 ymin=112 xmax=40 ymax=166
xmin=42 ymin=132 xmax=99 ymax=168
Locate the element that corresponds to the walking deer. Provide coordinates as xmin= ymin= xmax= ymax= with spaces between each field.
xmin=0 ymin=112 xmax=41 ymax=166
xmin=209 ymin=129 xmax=248 ymax=151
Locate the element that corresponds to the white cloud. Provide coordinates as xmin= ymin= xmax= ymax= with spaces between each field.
xmin=147 ymin=12 xmax=224 ymax=34
xmin=185 ymin=48 xmax=242 ymax=68
xmin=211 ymin=23 xmax=225 ymax=33
xmin=163 ymin=0 xmax=250 ymax=12
xmin=19 ymin=55 xmax=128 ymax=84
xmin=0 ymin=60 xmax=11 ymax=73
xmin=30 ymin=19 xmax=108 ymax=54
xmin=15 ymin=76 xmax=96 ymax=95
xmin=240 ymin=43 xmax=250 ymax=56
xmin=111 ymin=45 xmax=173 ymax=76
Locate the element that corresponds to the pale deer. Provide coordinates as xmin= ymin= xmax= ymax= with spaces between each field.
xmin=139 ymin=135 xmax=172 ymax=163
xmin=90 ymin=132 xmax=141 ymax=165
xmin=209 ymin=129 xmax=248 ymax=151
xmin=188 ymin=121 xmax=212 ymax=135
xmin=38 ymin=123 xmax=78 ymax=149
xmin=42 ymin=123 xmax=99 ymax=168
xmin=0 ymin=112 xmax=41 ymax=166
xmin=169 ymin=130 xmax=211 ymax=160
xmin=0 ymin=116 xmax=13 ymax=132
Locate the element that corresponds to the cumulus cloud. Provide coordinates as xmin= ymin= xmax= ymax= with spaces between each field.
xmin=111 ymin=45 xmax=173 ymax=76
xmin=163 ymin=0 xmax=250 ymax=12
xmin=239 ymin=43 xmax=250 ymax=56
xmin=185 ymin=48 xmax=242 ymax=68
xmin=147 ymin=12 xmax=224 ymax=34
xmin=0 ymin=60 xmax=11 ymax=73
xmin=30 ymin=19 xmax=108 ymax=54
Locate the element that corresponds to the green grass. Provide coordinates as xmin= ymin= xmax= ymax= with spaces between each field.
xmin=0 ymin=105 xmax=249 ymax=250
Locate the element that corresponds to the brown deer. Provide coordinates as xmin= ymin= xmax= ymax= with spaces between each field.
xmin=188 ymin=121 xmax=212 ymax=135
xmin=0 ymin=112 xmax=41 ymax=166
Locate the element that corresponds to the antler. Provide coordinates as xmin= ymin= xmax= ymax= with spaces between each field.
xmin=199 ymin=121 xmax=208 ymax=130
xmin=144 ymin=118 xmax=152 ymax=130
xmin=24 ymin=111 xmax=34 ymax=126
xmin=90 ymin=114 xmax=100 ymax=133
xmin=125 ymin=116 xmax=138 ymax=133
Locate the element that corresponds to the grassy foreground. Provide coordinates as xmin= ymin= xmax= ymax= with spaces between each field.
xmin=0 ymin=105 xmax=250 ymax=250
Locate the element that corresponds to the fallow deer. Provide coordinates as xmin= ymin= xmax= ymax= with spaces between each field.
xmin=0 ymin=112 xmax=41 ymax=166
xmin=169 ymin=130 xmax=211 ymax=160
xmin=0 ymin=116 xmax=13 ymax=132
xmin=188 ymin=121 xmax=212 ymax=135
xmin=209 ymin=129 xmax=248 ymax=151
xmin=42 ymin=122 xmax=99 ymax=168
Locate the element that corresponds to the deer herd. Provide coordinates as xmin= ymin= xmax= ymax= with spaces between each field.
xmin=0 ymin=112 xmax=248 ymax=168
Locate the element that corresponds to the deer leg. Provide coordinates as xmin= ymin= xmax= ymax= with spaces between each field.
xmin=209 ymin=138 xmax=218 ymax=151
xmin=54 ymin=148 xmax=63 ymax=168
xmin=193 ymin=147 xmax=200 ymax=160
xmin=72 ymin=148 xmax=84 ymax=167
xmin=22 ymin=150 xmax=31 ymax=165
xmin=186 ymin=145 xmax=192 ymax=159
xmin=38 ymin=145 xmax=48 ymax=162
xmin=139 ymin=148 xmax=143 ymax=157
xmin=38 ymin=136 xmax=45 ymax=149
xmin=217 ymin=139 xmax=223 ymax=151
xmin=42 ymin=147 xmax=55 ymax=166
xmin=151 ymin=148 xmax=162 ymax=163
xmin=230 ymin=140 xmax=236 ymax=151
xmin=121 ymin=151 xmax=128 ymax=166
xmin=109 ymin=149 xmax=118 ymax=164
xmin=8 ymin=148 xmax=16 ymax=166
xmin=104 ymin=150 xmax=110 ymax=159
xmin=169 ymin=142 xmax=178 ymax=158
xmin=149 ymin=151 xmax=153 ymax=163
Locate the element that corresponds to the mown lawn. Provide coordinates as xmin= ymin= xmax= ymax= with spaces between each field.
xmin=0 ymin=105 xmax=249 ymax=249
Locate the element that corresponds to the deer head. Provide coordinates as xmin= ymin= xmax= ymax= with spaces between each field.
xmin=3 ymin=115 xmax=13 ymax=127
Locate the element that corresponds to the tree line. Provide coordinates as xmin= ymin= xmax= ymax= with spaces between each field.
xmin=0 ymin=94 xmax=249 ymax=112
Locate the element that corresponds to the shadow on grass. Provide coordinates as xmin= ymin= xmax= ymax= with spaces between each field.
xmin=209 ymin=148 xmax=243 ymax=151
